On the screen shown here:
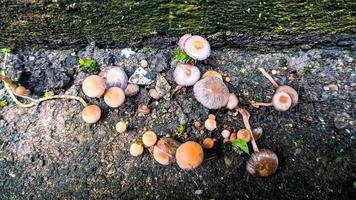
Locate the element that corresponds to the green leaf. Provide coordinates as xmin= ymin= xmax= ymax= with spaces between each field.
xmin=1 ymin=48 xmax=11 ymax=54
xmin=0 ymin=100 xmax=9 ymax=107
xmin=78 ymin=58 xmax=98 ymax=74
xmin=173 ymin=48 xmax=194 ymax=64
xmin=232 ymin=139 xmax=249 ymax=154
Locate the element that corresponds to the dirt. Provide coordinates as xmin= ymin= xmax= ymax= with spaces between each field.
xmin=0 ymin=40 xmax=355 ymax=199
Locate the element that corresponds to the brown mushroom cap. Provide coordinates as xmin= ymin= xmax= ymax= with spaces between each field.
xmin=202 ymin=138 xmax=214 ymax=149
xmin=246 ymin=149 xmax=278 ymax=177
xmin=82 ymin=104 xmax=101 ymax=124
xmin=202 ymin=71 xmax=223 ymax=80
xmin=104 ymin=87 xmax=125 ymax=108
xmin=176 ymin=141 xmax=204 ymax=170
xmin=130 ymin=143 xmax=144 ymax=157
xmin=142 ymin=131 xmax=157 ymax=147
xmin=153 ymin=138 xmax=180 ymax=165
xmin=82 ymin=75 xmax=106 ymax=98
xmin=236 ymin=129 xmax=251 ymax=142
xmin=193 ymin=77 xmax=230 ymax=109
xmin=15 ymin=86 xmax=28 ymax=96
xmin=276 ymin=85 xmax=298 ymax=107
xmin=124 ymin=83 xmax=140 ymax=97
xmin=272 ymin=91 xmax=292 ymax=111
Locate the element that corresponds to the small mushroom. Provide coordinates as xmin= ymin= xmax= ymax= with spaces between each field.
xmin=140 ymin=59 xmax=149 ymax=68
xmin=130 ymin=143 xmax=144 ymax=157
xmin=82 ymin=75 xmax=106 ymax=98
xmin=178 ymin=34 xmax=192 ymax=50
xmin=149 ymin=88 xmax=161 ymax=100
xmin=142 ymin=131 xmax=157 ymax=147
xmin=176 ymin=141 xmax=204 ymax=170
xmin=230 ymin=132 xmax=237 ymax=141
xmin=138 ymin=103 xmax=150 ymax=115
xmin=202 ymin=138 xmax=215 ymax=149
xmin=81 ymin=104 xmax=101 ymax=124
xmin=252 ymin=68 xmax=298 ymax=111
xmin=124 ymin=83 xmax=140 ymax=97
xmin=221 ymin=129 xmax=231 ymax=138
xmin=236 ymin=129 xmax=251 ymax=142
xmin=238 ymin=108 xmax=278 ymax=177
xmin=99 ymin=66 xmax=128 ymax=89
xmin=104 ymin=87 xmax=125 ymax=108
xmin=153 ymin=138 xmax=180 ymax=165
xmin=183 ymin=35 xmax=211 ymax=60
xmin=116 ymin=121 xmax=127 ymax=133
xmin=205 ymin=114 xmax=217 ymax=131
xmin=252 ymin=127 xmax=263 ymax=141
xmin=15 ymin=86 xmax=30 ymax=96
xmin=246 ymin=149 xmax=278 ymax=177
xmin=193 ymin=77 xmax=230 ymax=109
xmin=202 ymin=71 xmax=223 ymax=80
xmin=226 ymin=93 xmax=239 ymax=110
xmin=172 ymin=63 xmax=201 ymax=94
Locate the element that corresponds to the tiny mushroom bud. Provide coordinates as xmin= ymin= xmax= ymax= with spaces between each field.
xmin=221 ymin=129 xmax=231 ymax=138
xmin=130 ymin=143 xmax=144 ymax=157
xmin=140 ymin=59 xmax=149 ymax=68
xmin=252 ymin=127 xmax=263 ymax=141
xmin=124 ymin=83 xmax=140 ymax=97
xmin=183 ymin=35 xmax=211 ymax=60
xmin=82 ymin=104 xmax=101 ymax=124
xmin=194 ymin=120 xmax=201 ymax=128
xmin=176 ymin=141 xmax=204 ymax=170
xmin=236 ymin=129 xmax=251 ymax=142
xmin=226 ymin=93 xmax=239 ymax=110
xmin=193 ymin=77 xmax=230 ymax=109
xmin=82 ymin=75 xmax=106 ymax=98
xmin=246 ymin=149 xmax=278 ymax=177
xmin=142 ymin=131 xmax=157 ymax=147
xmin=203 ymin=138 xmax=214 ymax=149
xmin=178 ymin=34 xmax=192 ymax=50
xmin=202 ymin=71 xmax=223 ymax=80
xmin=104 ymin=87 xmax=125 ymax=108
xmin=173 ymin=63 xmax=201 ymax=87
xmin=205 ymin=118 xmax=217 ymax=131
xmin=149 ymin=88 xmax=161 ymax=100
xmin=230 ymin=132 xmax=237 ymax=141
xmin=138 ymin=103 xmax=150 ymax=115
xmin=116 ymin=121 xmax=127 ymax=133
xmin=99 ymin=66 xmax=128 ymax=89
xmin=15 ymin=86 xmax=29 ymax=96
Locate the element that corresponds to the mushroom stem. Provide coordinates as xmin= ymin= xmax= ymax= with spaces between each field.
xmin=258 ymin=68 xmax=279 ymax=88
xmin=171 ymin=85 xmax=183 ymax=95
xmin=1 ymin=53 xmax=87 ymax=108
xmin=251 ymin=102 xmax=273 ymax=108
xmin=238 ymin=108 xmax=259 ymax=152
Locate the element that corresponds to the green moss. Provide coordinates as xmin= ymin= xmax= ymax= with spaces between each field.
xmin=176 ymin=123 xmax=185 ymax=134
xmin=0 ymin=100 xmax=9 ymax=107
xmin=79 ymin=58 xmax=98 ymax=74
xmin=1 ymin=48 xmax=11 ymax=54
xmin=173 ymin=48 xmax=195 ymax=64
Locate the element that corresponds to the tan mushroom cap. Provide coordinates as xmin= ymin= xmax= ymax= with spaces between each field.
xmin=153 ymin=139 xmax=170 ymax=165
xmin=205 ymin=118 xmax=217 ymax=131
xmin=82 ymin=104 xmax=101 ymax=124
xmin=104 ymin=87 xmax=125 ymax=108
xmin=202 ymin=71 xmax=223 ymax=80
xmin=82 ymin=75 xmax=106 ymax=98
xmin=124 ymin=83 xmax=140 ymax=97
xmin=130 ymin=143 xmax=144 ymax=157
xmin=246 ymin=149 xmax=278 ymax=177
xmin=272 ymin=91 xmax=292 ymax=111
xmin=226 ymin=93 xmax=239 ymax=110
xmin=202 ymin=138 xmax=214 ymax=149
xmin=193 ymin=77 xmax=229 ymax=109
xmin=236 ymin=129 xmax=251 ymax=142
xmin=276 ymin=85 xmax=298 ymax=107
xmin=142 ymin=131 xmax=157 ymax=147
xmin=184 ymin=35 xmax=211 ymax=60
xmin=15 ymin=86 xmax=28 ymax=96
xmin=116 ymin=121 xmax=127 ymax=133
xmin=176 ymin=141 xmax=204 ymax=170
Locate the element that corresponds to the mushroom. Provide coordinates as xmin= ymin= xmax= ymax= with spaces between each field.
xmin=153 ymin=138 xmax=180 ymax=165
xmin=81 ymin=104 xmax=101 ymax=124
xmin=229 ymin=132 xmax=237 ymax=141
xmin=178 ymin=34 xmax=192 ymax=50
xmin=149 ymin=88 xmax=161 ymax=100
xmin=130 ymin=143 xmax=144 ymax=157
xmin=252 ymin=127 xmax=263 ymax=141
xmin=205 ymin=114 xmax=217 ymax=131
xmin=124 ymin=83 xmax=140 ymax=97
xmin=202 ymin=138 xmax=215 ymax=149
xmin=82 ymin=75 xmax=106 ymax=98
xmin=238 ymin=108 xmax=278 ymax=177
xmin=103 ymin=87 xmax=125 ymax=108
xmin=176 ymin=141 xmax=204 ymax=170
xmin=15 ymin=86 xmax=30 ymax=96
xmin=236 ymin=129 xmax=251 ymax=142
xmin=252 ymin=68 xmax=298 ymax=111
xmin=183 ymin=35 xmax=211 ymax=60
xmin=142 ymin=131 xmax=157 ymax=147
xmin=116 ymin=121 xmax=127 ymax=133
xmin=226 ymin=93 xmax=239 ymax=110
xmin=99 ymin=66 xmax=128 ymax=89
xmin=138 ymin=103 xmax=150 ymax=115
xmin=202 ymin=70 xmax=223 ymax=80
xmin=221 ymin=129 xmax=231 ymax=138
xmin=193 ymin=77 xmax=229 ymax=109
xmin=172 ymin=63 xmax=201 ymax=94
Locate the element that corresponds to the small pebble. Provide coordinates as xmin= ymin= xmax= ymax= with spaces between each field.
xmin=323 ymin=84 xmax=338 ymax=91
xmin=271 ymin=69 xmax=278 ymax=75
xmin=194 ymin=189 xmax=203 ymax=195
xmin=221 ymin=129 xmax=231 ymax=138
xmin=225 ymin=77 xmax=230 ymax=82
xmin=149 ymin=88 xmax=161 ymax=100
xmin=194 ymin=120 xmax=201 ymax=128
xmin=140 ymin=59 xmax=149 ymax=68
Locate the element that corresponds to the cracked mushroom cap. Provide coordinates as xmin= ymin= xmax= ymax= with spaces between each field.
xmin=193 ymin=77 xmax=230 ymax=109
xmin=246 ymin=149 xmax=278 ymax=177
xmin=173 ymin=63 xmax=201 ymax=86
xmin=153 ymin=138 xmax=180 ymax=165
xmin=82 ymin=75 xmax=106 ymax=98
xmin=183 ymin=35 xmax=211 ymax=60
xmin=176 ymin=141 xmax=204 ymax=170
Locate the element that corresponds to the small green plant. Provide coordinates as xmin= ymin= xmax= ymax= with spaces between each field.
xmin=78 ymin=58 xmax=98 ymax=73
xmin=173 ymin=48 xmax=195 ymax=64
xmin=232 ymin=139 xmax=250 ymax=154
xmin=0 ymin=100 xmax=9 ymax=107
xmin=176 ymin=123 xmax=185 ymax=134
xmin=1 ymin=48 xmax=11 ymax=54
xmin=43 ymin=89 xmax=52 ymax=98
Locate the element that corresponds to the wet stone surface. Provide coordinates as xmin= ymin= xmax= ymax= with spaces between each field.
xmin=0 ymin=44 xmax=355 ymax=199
